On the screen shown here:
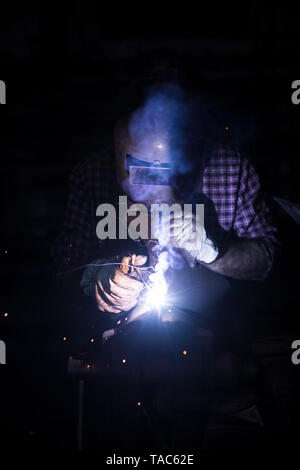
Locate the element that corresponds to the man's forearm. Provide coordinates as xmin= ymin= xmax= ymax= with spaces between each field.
xmin=203 ymin=239 xmax=269 ymax=280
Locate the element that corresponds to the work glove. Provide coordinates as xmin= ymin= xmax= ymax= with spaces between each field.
xmin=157 ymin=212 xmax=219 ymax=264
xmin=80 ymin=254 xmax=147 ymax=314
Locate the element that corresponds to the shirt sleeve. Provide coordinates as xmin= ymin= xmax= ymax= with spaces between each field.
xmin=51 ymin=161 xmax=95 ymax=273
xmin=234 ymin=155 xmax=279 ymax=277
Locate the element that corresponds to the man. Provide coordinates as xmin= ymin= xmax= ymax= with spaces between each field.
xmin=51 ymin=63 xmax=280 ymax=450
xmin=53 ymin=81 xmax=278 ymax=317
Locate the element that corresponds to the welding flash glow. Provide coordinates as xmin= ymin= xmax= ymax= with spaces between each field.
xmin=146 ymin=251 xmax=169 ymax=310
xmin=146 ymin=281 xmax=167 ymax=308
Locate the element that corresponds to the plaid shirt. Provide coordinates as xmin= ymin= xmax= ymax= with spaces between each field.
xmin=53 ymin=145 xmax=278 ymax=277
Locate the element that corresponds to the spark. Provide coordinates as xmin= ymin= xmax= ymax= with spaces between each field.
xmin=155 ymin=142 xmax=164 ymax=150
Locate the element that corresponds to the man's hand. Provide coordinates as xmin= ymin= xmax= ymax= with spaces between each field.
xmin=158 ymin=213 xmax=270 ymax=280
xmin=159 ymin=212 xmax=219 ymax=264
xmin=95 ymin=255 xmax=147 ymax=313
xmin=205 ymin=239 xmax=270 ymax=280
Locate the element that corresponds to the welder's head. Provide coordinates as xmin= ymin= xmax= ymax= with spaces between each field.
xmin=113 ymin=51 xmax=192 ymax=205
xmin=114 ymin=52 xmax=214 ymax=205
xmin=114 ymin=104 xmax=176 ymax=206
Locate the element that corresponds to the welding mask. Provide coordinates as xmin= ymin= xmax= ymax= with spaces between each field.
xmin=114 ymin=112 xmax=175 ymax=207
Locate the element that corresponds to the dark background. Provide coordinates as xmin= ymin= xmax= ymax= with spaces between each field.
xmin=0 ymin=2 xmax=300 ymax=455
